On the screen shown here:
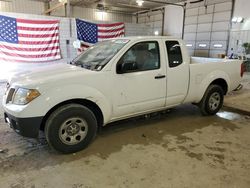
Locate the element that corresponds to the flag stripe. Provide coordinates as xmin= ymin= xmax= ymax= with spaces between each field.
xmin=18 ymin=36 xmax=59 ymax=42
xmin=17 ymin=22 xmax=58 ymax=28
xmin=16 ymin=18 xmax=59 ymax=24
xmin=0 ymin=57 xmax=60 ymax=63
xmin=0 ymin=51 xmax=60 ymax=58
xmin=0 ymin=45 xmax=59 ymax=52
xmin=98 ymin=31 xmax=125 ymax=37
xmin=17 ymin=26 xmax=59 ymax=31
xmin=81 ymin=44 xmax=90 ymax=48
xmin=97 ymin=22 xmax=124 ymax=27
xmin=0 ymin=53 xmax=61 ymax=61
xmin=98 ymin=27 xmax=125 ymax=33
xmin=17 ymin=30 xmax=59 ymax=35
xmin=98 ymin=25 xmax=125 ymax=31
xmin=18 ymin=40 xmax=59 ymax=45
xmin=0 ymin=48 xmax=60 ymax=55
xmin=0 ymin=42 xmax=59 ymax=48
xmin=18 ymin=33 xmax=59 ymax=38
xmin=78 ymin=42 xmax=94 ymax=52
xmin=98 ymin=32 xmax=125 ymax=39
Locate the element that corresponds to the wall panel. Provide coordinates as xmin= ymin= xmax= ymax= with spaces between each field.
xmin=137 ymin=9 xmax=164 ymax=35
xmin=184 ymin=0 xmax=232 ymax=57
xmin=0 ymin=0 xmax=45 ymax=14
xmin=0 ymin=11 xmax=151 ymax=63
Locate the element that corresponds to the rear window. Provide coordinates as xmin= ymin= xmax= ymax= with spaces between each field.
xmin=165 ymin=41 xmax=183 ymax=68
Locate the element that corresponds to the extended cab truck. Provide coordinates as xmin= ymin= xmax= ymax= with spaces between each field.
xmin=2 ymin=37 xmax=244 ymax=153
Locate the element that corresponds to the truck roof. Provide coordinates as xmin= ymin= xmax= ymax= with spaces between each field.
xmin=115 ymin=36 xmax=179 ymax=41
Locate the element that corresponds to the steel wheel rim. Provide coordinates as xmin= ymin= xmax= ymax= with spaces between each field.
xmin=208 ymin=92 xmax=221 ymax=111
xmin=59 ymin=117 xmax=88 ymax=145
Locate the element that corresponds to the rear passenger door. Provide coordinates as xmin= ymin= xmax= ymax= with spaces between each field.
xmin=165 ymin=40 xmax=189 ymax=106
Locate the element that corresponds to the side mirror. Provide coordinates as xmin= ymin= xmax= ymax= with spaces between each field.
xmin=117 ymin=61 xmax=138 ymax=74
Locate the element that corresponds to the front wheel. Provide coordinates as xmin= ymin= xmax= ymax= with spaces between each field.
xmin=45 ymin=104 xmax=97 ymax=153
xmin=198 ymin=85 xmax=224 ymax=116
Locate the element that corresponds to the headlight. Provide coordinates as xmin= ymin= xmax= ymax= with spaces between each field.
xmin=12 ymin=88 xmax=40 ymax=105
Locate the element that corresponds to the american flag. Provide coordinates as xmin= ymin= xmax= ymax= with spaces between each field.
xmin=0 ymin=15 xmax=61 ymax=62
xmin=76 ymin=19 xmax=125 ymax=51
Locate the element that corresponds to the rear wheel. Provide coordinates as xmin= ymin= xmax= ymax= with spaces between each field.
xmin=199 ymin=85 xmax=224 ymax=116
xmin=45 ymin=104 xmax=97 ymax=153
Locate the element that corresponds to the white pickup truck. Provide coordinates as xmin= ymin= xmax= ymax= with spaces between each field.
xmin=2 ymin=36 xmax=244 ymax=153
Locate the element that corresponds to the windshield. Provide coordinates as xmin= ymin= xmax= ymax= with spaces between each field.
xmin=71 ymin=39 xmax=129 ymax=71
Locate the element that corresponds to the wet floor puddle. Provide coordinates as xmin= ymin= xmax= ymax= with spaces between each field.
xmin=216 ymin=111 xmax=242 ymax=121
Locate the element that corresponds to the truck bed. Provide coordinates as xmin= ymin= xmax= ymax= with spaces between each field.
xmin=183 ymin=57 xmax=242 ymax=103
xmin=190 ymin=57 xmax=238 ymax=64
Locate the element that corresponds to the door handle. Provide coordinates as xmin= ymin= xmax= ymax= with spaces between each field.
xmin=155 ymin=75 xmax=166 ymax=79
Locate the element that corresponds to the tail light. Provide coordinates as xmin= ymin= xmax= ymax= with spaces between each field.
xmin=241 ymin=63 xmax=246 ymax=77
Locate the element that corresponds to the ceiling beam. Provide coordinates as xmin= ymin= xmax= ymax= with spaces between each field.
xmin=72 ymin=0 xmax=101 ymax=7
xmin=143 ymin=0 xmax=185 ymax=7
xmin=103 ymin=2 xmax=149 ymax=11
xmin=117 ymin=3 xmax=149 ymax=9
xmin=66 ymin=0 xmax=71 ymax=17
xmin=43 ymin=1 xmax=66 ymax=15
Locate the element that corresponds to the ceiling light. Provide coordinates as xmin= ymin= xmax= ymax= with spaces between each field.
xmin=232 ymin=16 xmax=244 ymax=23
xmin=136 ymin=0 xmax=144 ymax=7
xmin=232 ymin=17 xmax=237 ymax=23
xmin=237 ymin=17 xmax=243 ymax=23
xmin=154 ymin=31 xmax=159 ymax=36
xmin=198 ymin=44 xmax=207 ymax=48
xmin=213 ymin=44 xmax=223 ymax=48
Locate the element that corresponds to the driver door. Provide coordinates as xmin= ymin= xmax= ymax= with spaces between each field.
xmin=111 ymin=41 xmax=167 ymax=119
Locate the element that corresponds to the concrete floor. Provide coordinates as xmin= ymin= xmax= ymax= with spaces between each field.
xmin=0 ymin=82 xmax=250 ymax=187
xmin=224 ymin=73 xmax=250 ymax=115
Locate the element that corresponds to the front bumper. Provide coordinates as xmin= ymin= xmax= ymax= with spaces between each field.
xmin=4 ymin=112 xmax=43 ymax=138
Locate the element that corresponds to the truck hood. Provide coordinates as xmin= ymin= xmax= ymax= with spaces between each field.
xmin=9 ymin=63 xmax=93 ymax=88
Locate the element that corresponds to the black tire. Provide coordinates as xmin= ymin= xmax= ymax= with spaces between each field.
xmin=45 ymin=104 xmax=97 ymax=154
xmin=198 ymin=85 xmax=224 ymax=116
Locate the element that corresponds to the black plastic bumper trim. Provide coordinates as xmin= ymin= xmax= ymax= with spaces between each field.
xmin=4 ymin=112 xmax=43 ymax=138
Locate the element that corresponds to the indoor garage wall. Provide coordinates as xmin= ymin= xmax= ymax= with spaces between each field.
xmin=0 ymin=0 xmax=45 ymax=14
xmin=229 ymin=30 xmax=250 ymax=56
xmin=70 ymin=19 xmax=153 ymax=58
xmin=136 ymin=9 xmax=164 ymax=36
xmin=72 ymin=6 xmax=132 ymax=23
xmin=0 ymin=0 xmax=153 ymax=39
xmin=71 ymin=6 xmax=153 ymax=36
xmin=228 ymin=0 xmax=250 ymax=55
xmin=124 ymin=23 xmax=153 ymax=36
xmin=0 ymin=0 xmax=133 ymax=23
xmin=184 ymin=0 xmax=233 ymax=58
xmin=0 ymin=11 xmax=153 ymax=62
xmin=0 ymin=10 xmax=153 ymax=63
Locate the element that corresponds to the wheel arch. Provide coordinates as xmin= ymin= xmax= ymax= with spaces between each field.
xmin=209 ymin=78 xmax=228 ymax=95
xmin=194 ymin=71 xmax=230 ymax=103
xmin=40 ymin=99 xmax=104 ymax=131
